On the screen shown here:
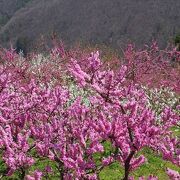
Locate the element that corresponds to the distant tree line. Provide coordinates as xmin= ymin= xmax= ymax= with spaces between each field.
xmin=174 ymin=34 xmax=180 ymax=51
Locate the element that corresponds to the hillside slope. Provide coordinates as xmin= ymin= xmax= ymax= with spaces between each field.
xmin=0 ymin=0 xmax=180 ymax=49
xmin=0 ymin=0 xmax=32 ymax=29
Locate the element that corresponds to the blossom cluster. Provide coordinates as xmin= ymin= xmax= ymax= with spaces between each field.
xmin=0 ymin=44 xmax=179 ymax=179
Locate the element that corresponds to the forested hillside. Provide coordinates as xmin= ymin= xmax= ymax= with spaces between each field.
xmin=0 ymin=0 xmax=180 ymax=49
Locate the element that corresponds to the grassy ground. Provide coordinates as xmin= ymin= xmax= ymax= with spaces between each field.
xmin=100 ymin=148 xmax=180 ymax=180
xmin=1 ymin=131 xmax=179 ymax=180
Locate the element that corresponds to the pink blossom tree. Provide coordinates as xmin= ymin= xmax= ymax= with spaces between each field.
xmin=0 ymin=45 xmax=179 ymax=179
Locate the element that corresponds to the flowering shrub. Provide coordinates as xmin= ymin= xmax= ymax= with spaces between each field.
xmin=0 ymin=44 xmax=179 ymax=179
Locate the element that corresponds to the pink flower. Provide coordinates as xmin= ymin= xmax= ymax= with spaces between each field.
xmin=166 ymin=168 xmax=180 ymax=180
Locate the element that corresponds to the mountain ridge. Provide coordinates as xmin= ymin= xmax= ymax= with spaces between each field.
xmin=0 ymin=0 xmax=180 ymax=50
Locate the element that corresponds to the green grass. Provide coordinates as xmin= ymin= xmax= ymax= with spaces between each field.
xmin=100 ymin=147 xmax=180 ymax=180
xmin=1 ymin=147 xmax=179 ymax=180
xmin=0 ymin=128 xmax=179 ymax=179
xmin=1 ymin=135 xmax=180 ymax=180
xmin=171 ymin=126 xmax=180 ymax=137
xmin=0 ymin=129 xmax=179 ymax=179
